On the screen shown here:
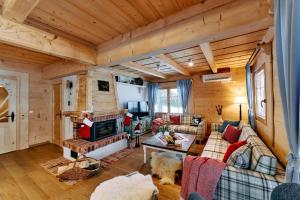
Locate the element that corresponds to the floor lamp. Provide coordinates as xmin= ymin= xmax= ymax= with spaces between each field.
xmin=235 ymin=96 xmax=246 ymax=121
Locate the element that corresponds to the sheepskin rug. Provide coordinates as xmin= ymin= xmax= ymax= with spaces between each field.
xmin=151 ymin=152 xmax=182 ymax=185
xmin=90 ymin=172 xmax=158 ymax=200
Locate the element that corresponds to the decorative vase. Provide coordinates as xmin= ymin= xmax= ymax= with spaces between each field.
xmin=217 ymin=114 xmax=223 ymax=123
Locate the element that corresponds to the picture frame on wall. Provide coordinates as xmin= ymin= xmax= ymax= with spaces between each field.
xmin=98 ymin=80 xmax=109 ymax=92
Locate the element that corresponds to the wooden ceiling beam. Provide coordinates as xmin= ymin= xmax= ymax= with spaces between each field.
xmin=156 ymin=54 xmax=190 ymax=76
xmin=97 ymin=0 xmax=273 ymax=67
xmin=199 ymin=42 xmax=217 ymax=73
xmin=42 ymin=60 xmax=90 ymax=80
xmin=121 ymin=62 xmax=167 ymax=79
xmin=0 ymin=15 xmax=96 ymax=65
xmin=2 ymin=0 xmax=40 ymax=23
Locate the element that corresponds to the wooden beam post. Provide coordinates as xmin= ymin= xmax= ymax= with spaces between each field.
xmin=42 ymin=60 xmax=90 ymax=80
xmin=199 ymin=43 xmax=217 ymax=73
xmin=156 ymin=54 xmax=190 ymax=76
xmin=97 ymin=0 xmax=273 ymax=67
xmin=121 ymin=62 xmax=167 ymax=79
xmin=0 ymin=15 xmax=96 ymax=65
xmin=2 ymin=0 xmax=40 ymax=23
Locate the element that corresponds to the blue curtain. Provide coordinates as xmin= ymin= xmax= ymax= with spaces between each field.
xmin=245 ymin=63 xmax=256 ymax=130
xmin=177 ymin=79 xmax=192 ymax=114
xmin=275 ymin=0 xmax=300 ymax=183
xmin=148 ymin=83 xmax=159 ymax=118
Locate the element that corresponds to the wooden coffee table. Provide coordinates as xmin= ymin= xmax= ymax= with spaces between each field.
xmin=141 ymin=133 xmax=196 ymax=163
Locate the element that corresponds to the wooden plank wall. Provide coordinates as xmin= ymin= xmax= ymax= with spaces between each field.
xmin=190 ymin=68 xmax=249 ymax=123
xmin=87 ymin=70 xmax=118 ymax=112
xmin=0 ymin=60 xmax=52 ymax=146
xmin=254 ymin=40 xmax=289 ymax=165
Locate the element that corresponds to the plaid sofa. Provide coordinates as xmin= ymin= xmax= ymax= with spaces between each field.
xmin=154 ymin=113 xmax=206 ymax=143
xmin=201 ymin=123 xmax=285 ymax=200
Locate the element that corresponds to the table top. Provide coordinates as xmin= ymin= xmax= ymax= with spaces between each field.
xmin=141 ymin=133 xmax=196 ymax=153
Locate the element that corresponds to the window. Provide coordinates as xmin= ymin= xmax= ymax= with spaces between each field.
xmin=254 ymin=67 xmax=266 ymax=120
xmin=155 ymin=89 xmax=168 ymax=113
xmin=155 ymin=88 xmax=182 ymax=113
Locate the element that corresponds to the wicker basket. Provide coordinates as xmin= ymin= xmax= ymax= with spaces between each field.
xmin=57 ymin=155 xmax=100 ymax=181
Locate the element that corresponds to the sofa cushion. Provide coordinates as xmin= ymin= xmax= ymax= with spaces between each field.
xmin=227 ymin=143 xmax=252 ymax=169
xmin=219 ymin=120 xmax=240 ymax=132
xmin=169 ymin=125 xmax=198 ymax=135
xmin=180 ymin=114 xmax=193 ymax=125
xmin=222 ymin=125 xmax=242 ymax=144
xmin=201 ymin=132 xmax=230 ymax=162
xmin=223 ymin=140 xmax=247 ymax=162
xmin=169 ymin=115 xmax=180 ymax=125
xmin=247 ymin=135 xmax=278 ymax=175
xmin=239 ymin=126 xmax=257 ymax=141
xmin=161 ymin=113 xmax=170 ymax=122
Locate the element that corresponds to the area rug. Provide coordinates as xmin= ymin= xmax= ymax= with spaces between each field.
xmin=40 ymin=148 xmax=135 ymax=185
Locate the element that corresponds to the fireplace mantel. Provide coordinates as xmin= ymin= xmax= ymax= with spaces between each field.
xmin=63 ymin=109 xmax=127 ymax=123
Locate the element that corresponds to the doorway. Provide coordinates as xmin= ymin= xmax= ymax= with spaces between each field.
xmin=0 ymin=78 xmax=17 ymax=154
xmin=53 ymin=83 xmax=62 ymax=146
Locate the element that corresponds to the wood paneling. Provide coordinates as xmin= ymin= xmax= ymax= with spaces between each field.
xmin=190 ymin=68 xmax=248 ymax=123
xmin=0 ymin=60 xmax=53 ymax=146
xmin=254 ymin=47 xmax=274 ymax=148
xmin=97 ymin=0 xmax=272 ymax=68
xmin=0 ymin=43 xmax=61 ymax=66
xmin=18 ymin=0 xmax=204 ymax=45
xmin=89 ymin=71 xmax=118 ymax=112
xmin=252 ymin=40 xmax=289 ymax=165
xmin=2 ymin=0 xmax=40 ymax=23
xmin=53 ymin=83 xmax=61 ymax=146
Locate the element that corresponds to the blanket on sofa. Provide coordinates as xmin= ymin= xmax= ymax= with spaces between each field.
xmin=181 ymin=156 xmax=226 ymax=200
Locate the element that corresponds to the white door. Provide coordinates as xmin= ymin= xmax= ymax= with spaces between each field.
xmin=0 ymin=78 xmax=17 ymax=154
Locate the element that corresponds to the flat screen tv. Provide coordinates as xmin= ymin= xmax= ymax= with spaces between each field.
xmin=127 ymin=101 xmax=149 ymax=117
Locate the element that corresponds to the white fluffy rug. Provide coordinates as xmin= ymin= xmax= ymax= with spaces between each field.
xmin=90 ymin=172 xmax=158 ymax=200
xmin=151 ymin=152 xmax=182 ymax=185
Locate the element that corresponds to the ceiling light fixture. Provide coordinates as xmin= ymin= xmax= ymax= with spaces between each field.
xmin=188 ymin=59 xmax=194 ymax=67
xmin=156 ymin=63 xmax=160 ymax=71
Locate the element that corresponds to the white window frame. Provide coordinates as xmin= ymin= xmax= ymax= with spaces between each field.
xmin=254 ymin=66 xmax=267 ymax=122
xmin=155 ymin=87 xmax=182 ymax=114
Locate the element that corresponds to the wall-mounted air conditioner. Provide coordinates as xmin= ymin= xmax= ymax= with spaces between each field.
xmin=202 ymin=72 xmax=232 ymax=83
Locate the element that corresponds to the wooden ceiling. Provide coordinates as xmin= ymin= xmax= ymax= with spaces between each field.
xmin=106 ymin=29 xmax=267 ymax=78
xmin=8 ymin=0 xmax=204 ymax=46
xmin=0 ymin=0 xmax=273 ymax=79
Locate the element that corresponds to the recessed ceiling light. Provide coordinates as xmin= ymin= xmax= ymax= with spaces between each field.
xmin=188 ymin=59 xmax=194 ymax=67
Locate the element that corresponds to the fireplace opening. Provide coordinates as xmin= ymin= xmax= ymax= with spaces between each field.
xmin=85 ymin=119 xmax=117 ymax=142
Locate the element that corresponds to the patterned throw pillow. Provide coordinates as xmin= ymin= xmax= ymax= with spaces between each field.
xmin=222 ymin=125 xmax=242 ymax=144
xmin=169 ymin=115 xmax=180 ymax=125
xmin=219 ymin=120 xmax=240 ymax=132
xmin=226 ymin=143 xmax=252 ymax=169
xmin=223 ymin=140 xmax=247 ymax=162
xmin=190 ymin=116 xmax=202 ymax=126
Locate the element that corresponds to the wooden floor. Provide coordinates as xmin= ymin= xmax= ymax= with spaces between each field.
xmin=0 ymin=140 xmax=202 ymax=200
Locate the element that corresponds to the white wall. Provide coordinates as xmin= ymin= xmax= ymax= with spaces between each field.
xmin=116 ymin=82 xmax=148 ymax=109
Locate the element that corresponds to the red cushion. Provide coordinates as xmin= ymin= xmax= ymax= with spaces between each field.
xmin=169 ymin=115 xmax=180 ymax=125
xmin=222 ymin=125 xmax=242 ymax=144
xmin=223 ymin=140 xmax=247 ymax=162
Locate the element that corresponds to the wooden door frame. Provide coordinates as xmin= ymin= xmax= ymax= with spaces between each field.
xmin=0 ymin=69 xmax=29 ymax=150
xmin=52 ymin=81 xmax=63 ymax=146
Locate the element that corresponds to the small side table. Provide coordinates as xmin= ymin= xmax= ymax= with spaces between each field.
xmin=133 ymin=131 xmax=143 ymax=148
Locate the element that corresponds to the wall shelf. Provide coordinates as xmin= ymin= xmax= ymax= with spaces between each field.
xmin=116 ymin=81 xmax=146 ymax=88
